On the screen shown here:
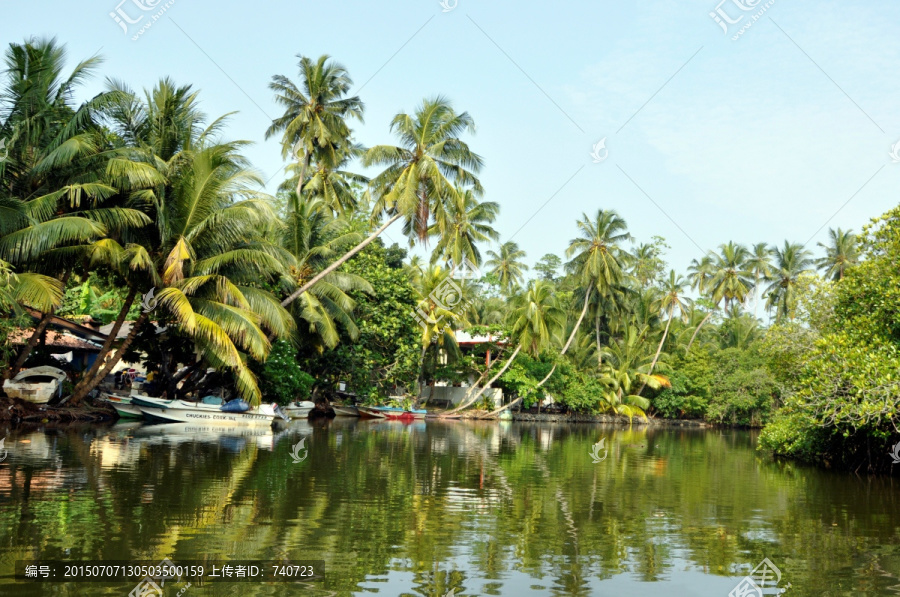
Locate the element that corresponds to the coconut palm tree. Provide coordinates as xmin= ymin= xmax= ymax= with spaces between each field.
xmin=285 ymin=143 xmax=368 ymax=216
xmin=563 ymin=209 xmax=631 ymax=359
xmin=442 ymin=279 xmax=564 ymax=416
xmin=765 ymin=241 xmax=813 ymax=321
xmin=265 ymin=54 xmax=364 ymax=198
xmin=0 ymin=39 xmax=148 ymax=379
xmin=279 ymin=196 xmax=372 ymax=350
xmin=69 ymin=79 xmax=293 ymax=405
xmin=485 ymin=241 xmax=528 ymax=294
xmin=599 ymin=325 xmax=667 ymax=422
xmin=280 ymin=97 xmax=482 ymax=307
xmin=746 ymin=242 xmax=774 ymax=317
xmin=816 ymin=227 xmax=858 ymax=281
xmin=647 ymin=270 xmax=691 ymax=377
xmin=709 ymin=241 xmax=753 ymax=309
xmin=428 ymin=188 xmax=499 ymax=267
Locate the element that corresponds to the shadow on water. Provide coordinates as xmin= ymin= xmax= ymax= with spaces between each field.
xmin=0 ymin=420 xmax=899 ymax=595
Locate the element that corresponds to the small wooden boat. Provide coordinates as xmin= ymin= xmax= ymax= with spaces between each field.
xmin=99 ymin=391 xmax=143 ymax=419
xmin=332 ymin=404 xmax=360 ymax=417
xmin=283 ymin=400 xmax=315 ymax=419
xmin=2 ymin=366 xmax=67 ymax=404
xmin=357 ymin=405 xmax=427 ymax=420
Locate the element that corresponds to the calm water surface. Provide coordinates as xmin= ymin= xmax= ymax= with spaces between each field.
xmin=1 ymin=419 xmax=900 ymax=596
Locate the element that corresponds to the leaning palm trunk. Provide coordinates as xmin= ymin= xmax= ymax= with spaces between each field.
xmin=280 ymin=213 xmax=402 ymax=308
xmin=686 ymin=311 xmax=713 ymax=351
xmin=69 ymin=287 xmax=138 ymax=397
xmin=636 ymin=315 xmax=672 ymax=396
xmin=441 ymin=345 xmax=522 ymax=417
xmin=69 ymin=313 xmax=147 ymax=405
xmin=3 ymin=271 xmax=71 ymax=380
xmin=560 ymin=287 xmax=592 ymax=356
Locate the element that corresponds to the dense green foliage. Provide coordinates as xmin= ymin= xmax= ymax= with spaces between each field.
xmin=255 ymin=340 xmax=315 ymax=405
xmin=759 ymin=206 xmax=900 ymax=473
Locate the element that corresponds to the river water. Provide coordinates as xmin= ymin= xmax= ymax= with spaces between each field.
xmin=0 ymin=419 xmax=899 ymax=596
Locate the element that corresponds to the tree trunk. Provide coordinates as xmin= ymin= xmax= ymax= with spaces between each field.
xmin=295 ymin=151 xmax=311 ymax=200
xmin=441 ymin=345 xmax=522 ymax=416
xmin=637 ymin=313 xmax=672 ymax=396
xmin=69 ymin=313 xmax=147 ymax=405
xmin=687 ymin=311 xmax=713 ymax=351
xmin=536 ymin=363 xmax=557 ymax=389
xmin=596 ymin=312 xmax=602 ymax=368
xmin=70 ymin=286 xmax=138 ymax=396
xmin=3 ymin=271 xmax=71 ymax=380
xmin=560 ymin=287 xmax=591 ymax=356
xmin=280 ymin=212 xmax=403 ymax=308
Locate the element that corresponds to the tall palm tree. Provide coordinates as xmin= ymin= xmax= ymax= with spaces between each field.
xmin=563 ymin=209 xmax=631 ymax=358
xmin=265 ymin=54 xmax=364 ymax=198
xmin=816 ymin=227 xmax=858 ymax=281
xmin=709 ymin=241 xmax=752 ymax=309
xmin=765 ymin=241 xmax=813 ymax=321
xmin=286 ymin=143 xmax=368 ymax=216
xmin=647 ymin=270 xmax=691 ymax=377
xmin=746 ymin=242 xmax=773 ymax=318
xmin=280 ymin=97 xmax=482 ymax=307
xmin=428 ymin=188 xmax=499 ymax=267
xmin=485 ymin=241 xmax=527 ymax=293
xmin=442 ymin=279 xmax=564 ymax=416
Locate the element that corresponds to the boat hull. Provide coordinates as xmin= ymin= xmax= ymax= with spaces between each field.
xmin=332 ymin=405 xmax=360 ymax=417
xmin=138 ymin=404 xmax=276 ymax=426
xmin=357 ymin=406 xmax=426 ymax=420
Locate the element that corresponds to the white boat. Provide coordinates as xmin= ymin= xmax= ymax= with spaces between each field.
xmin=284 ymin=400 xmax=315 ymax=419
xmin=2 ymin=366 xmax=67 ymax=404
xmin=135 ymin=396 xmax=278 ymax=427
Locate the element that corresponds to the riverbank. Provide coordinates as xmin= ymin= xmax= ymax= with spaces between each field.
xmin=0 ymin=397 xmax=117 ymax=424
xmin=509 ymin=412 xmax=709 ymax=427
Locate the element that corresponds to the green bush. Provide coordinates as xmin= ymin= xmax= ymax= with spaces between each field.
xmin=258 ymin=340 xmax=315 ymax=406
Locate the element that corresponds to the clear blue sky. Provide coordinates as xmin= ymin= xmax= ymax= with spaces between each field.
xmin=5 ymin=0 xmax=900 ymax=275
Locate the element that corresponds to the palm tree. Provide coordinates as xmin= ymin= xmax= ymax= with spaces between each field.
xmin=646 ymin=270 xmax=691 ymax=377
xmin=442 ymin=279 xmax=564 ymax=416
xmin=765 ymin=241 xmax=813 ymax=321
xmin=599 ymin=325 xmax=667 ymax=422
xmin=69 ymin=79 xmax=293 ymax=405
xmin=816 ymin=228 xmax=858 ymax=281
xmin=685 ymin=255 xmax=718 ymax=351
xmin=563 ymin=209 xmax=631 ymax=359
xmin=0 ymin=39 xmax=145 ymax=379
xmin=485 ymin=241 xmax=528 ymax=293
xmin=428 ymin=188 xmax=499 ymax=267
xmin=265 ymin=54 xmax=364 ymax=198
xmin=286 ymin=143 xmax=368 ymax=216
xmin=280 ymin=97 xmax=482 ymax=307
xmin=279 ymin=196 xmax=372 ymax=350
xmin=746 ymin=242 xmax=773 ymax=318
xmin=709 ymin=241 xmax=752 ymax=309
